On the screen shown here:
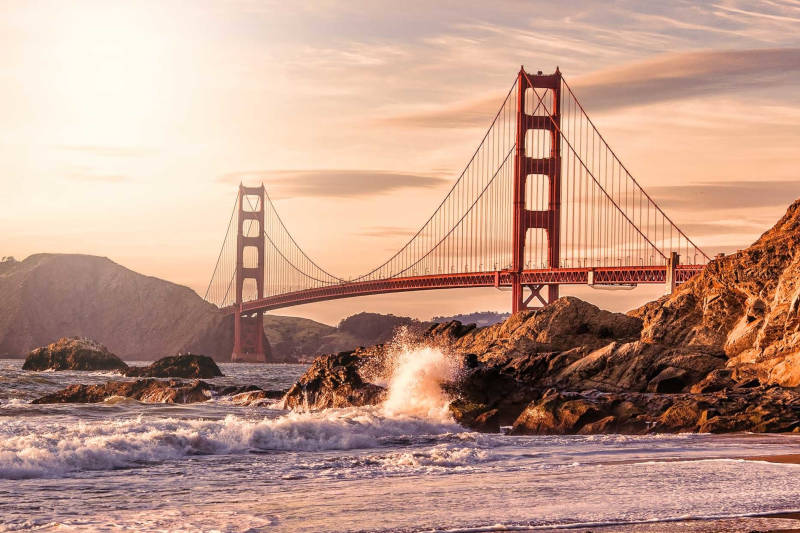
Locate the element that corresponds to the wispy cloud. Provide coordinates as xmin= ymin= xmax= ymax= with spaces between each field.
xmin=380 ymin=48 xmax=800 ymax=128
xmin=571 ymin=47 xmax=800 ymax=111
xmin=218 ymin=169 xmax=449 ymax=198
xmin=648 ymin=179 xmax=800 ymax=211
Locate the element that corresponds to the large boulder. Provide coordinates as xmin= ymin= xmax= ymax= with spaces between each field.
xmin=22 ymin=337 xmax=128 ymax=372
xmin=281 ymin=350 xmax=386 ymax=410
xmin=32 ymin=379 xmax=264 ymax=404
xmin=124 ymin=354 xmax=223 ymax=378
xmin=450 ymin=297 xmax=643 ymax=364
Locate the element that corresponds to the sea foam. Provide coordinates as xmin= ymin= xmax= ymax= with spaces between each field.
xmin=0 ymin=341 xmax=468 ymax=479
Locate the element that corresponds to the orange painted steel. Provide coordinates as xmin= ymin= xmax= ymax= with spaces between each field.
xmin=225 ymin=264 xmax=704 ymax=315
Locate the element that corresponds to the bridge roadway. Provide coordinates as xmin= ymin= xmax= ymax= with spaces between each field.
xmin=227 ymin=264 xmax=704 ymax=314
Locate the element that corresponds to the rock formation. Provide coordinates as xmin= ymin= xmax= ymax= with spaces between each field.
xmin=32 ymin=379 xmax=284 ymax=405
xmin=281 ymin=350 xmax=386 ymax=410
xmin=281 ymin=199 xmax=800 ymax=435
xmin=22 ymin=337 xmax=128 ymax=372
xmin=124 ymin=354 xmax=223 ymax=378
xmin=634 ymin=198 xmax=800 ymax=387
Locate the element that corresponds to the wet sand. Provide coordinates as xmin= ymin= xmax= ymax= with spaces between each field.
xmin=554 ymin=454 xmax=800 ymax=533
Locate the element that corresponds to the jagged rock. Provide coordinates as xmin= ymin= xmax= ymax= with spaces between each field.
xmin=124 ymin=354 xmax=223 ymax=378
xmin=646 ymin=366 xmax=689 ymax=393
xmin=690 ymin=369 xmax=735 ymax=394
xmin=281 ymin=350 xmax=386 ymax=410
xmin=450 ymin=297 xmax=643 ymax=364
xmin=510 ymin=389 xmax=604 ymax=435
xmin=32 ymin=379 xmax=265 ymax=404
xmin=504 ymin=386 xmax=800 ymax=435
xmin=230 ymin=389 xmax=285 ymax=406
xmin=633 ymin=199 xmax=800 ymax=387
xmin=22 ymin=337 xmax=128 ymax=372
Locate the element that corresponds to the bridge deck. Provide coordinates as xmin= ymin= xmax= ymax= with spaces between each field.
xmin=226 ymin=265 xmax=704 ymax=314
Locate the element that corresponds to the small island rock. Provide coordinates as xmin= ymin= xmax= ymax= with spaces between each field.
xmin=22 ymin=337 xmax=128 ymax=372
xmin=124 ymin=354 xmax=223 ymax=379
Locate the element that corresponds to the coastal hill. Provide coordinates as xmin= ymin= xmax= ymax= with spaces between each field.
xmin=0 ymin=254 xmax=441 ymax=361
xmin=0 ymin=254 xmax=235 ymax=360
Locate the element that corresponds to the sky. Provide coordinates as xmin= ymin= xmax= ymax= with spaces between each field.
xmin=2 ymin=0 xmax=800 ymax=325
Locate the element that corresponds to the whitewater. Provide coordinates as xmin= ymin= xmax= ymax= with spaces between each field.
xmin=2 ymin=348 xmax=800 ymax=532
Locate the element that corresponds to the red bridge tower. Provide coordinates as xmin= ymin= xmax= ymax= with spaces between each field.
xmin=232 ymin=184 xmax=267 ymax=362
xmin=512 ymin=67 xmax=562 ymax=313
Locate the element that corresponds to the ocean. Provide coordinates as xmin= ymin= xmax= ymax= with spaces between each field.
xmin=2 ymin=353 xmax=800 ymax=532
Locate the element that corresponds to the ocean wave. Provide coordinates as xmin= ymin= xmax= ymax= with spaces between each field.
xmin=0 ymin=407 xmax=464 ymax=479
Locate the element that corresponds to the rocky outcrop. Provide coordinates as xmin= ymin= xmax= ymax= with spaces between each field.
xmin=124 ymin=354 xmax=223 ymax=378
xmin=506 ymin=385 xmax=800 ymax=435
xmin=22 ymin=337 xmax=128 ymax=372
xmin=271 ymin=199 xmax=800 ymax=435
xmin=450 ymin=297 xmax=644 ymax=362
xmin=31 ymin=378 xmax=277 ymax=404
xmin=633 ymin=199 xmax=800 ymax=387
xmin=281 ymin=350 xmax=386 ymax=410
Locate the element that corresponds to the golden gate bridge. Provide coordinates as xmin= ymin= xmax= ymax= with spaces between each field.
xmin=203 ymin=68 xmax=709 ymax=362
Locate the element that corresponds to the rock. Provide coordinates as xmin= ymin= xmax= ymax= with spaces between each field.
xmin=450 ymin=297 xmax=643 ymax=364
xmin=633 ymin=199 xmax=800 ymax=387
xmin=510 ymin=389 xmax=605 ymax=435
xmin=281 ymin=350 xmax=386 ymax=410
xmin=230 ymin=389 xmax=285 ymax=406
xmin=690 ymin=369 xmax=735 ymax=394
xmin=22 ymin=337 xmax=128 ymax=372
xmin=32 ymin=379 xmax=268 ymax=404
xmin=124 ymin=354 xmax=223 ymax=378
xmin=646 ymin=367 xmax=689 ymax=393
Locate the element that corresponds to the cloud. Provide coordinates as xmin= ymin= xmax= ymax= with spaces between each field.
xmin=648 ymin=179 xmax=800 ymax=211
xmin=571 ymin=47 xmax=800 ymax=111
xmin=218 ymin=169 xmax=449 ymax=198
xmin=379 ymin=95 xmax=506 ymax=129
xmin=380 ymin=48 xmax=800 ymax=128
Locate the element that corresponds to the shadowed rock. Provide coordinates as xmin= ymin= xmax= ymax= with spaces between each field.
xmin=124 ymin=354 xmax=223 ymax=379
xmin=32 ymin=379 xmax=270 ymax=404
xmin=22 ymin=337 xmax=128 ymax=372
xmin=281 ymin=350 xmax=386 ymax=410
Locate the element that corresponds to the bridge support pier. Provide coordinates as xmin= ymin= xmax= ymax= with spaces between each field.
xmin=232 ymin=184 xmax=267 ymax=363
xmin=665 ymin=251 xmax=679 ymax=295
xmin=512 ymin=67 xmax=562 ymax=313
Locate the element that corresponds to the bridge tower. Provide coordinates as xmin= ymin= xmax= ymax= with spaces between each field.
xmin=232 ymin=184 xmax=267 ymax=363
xmin=512 ymin=67 xmax=562 ymax=313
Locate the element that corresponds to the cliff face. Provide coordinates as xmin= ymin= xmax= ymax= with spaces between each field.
xmin=633 ymin=199 xmax=800 ymax=386
xmin=0 ymin=254 xmax=240 ymax=360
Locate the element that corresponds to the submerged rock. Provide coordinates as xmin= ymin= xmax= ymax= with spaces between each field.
xmin=124 ymin=354 xmax=223 ymax=378
xmin=32 ymin=378 xmax=269 ymax=404
xmin=22 ymin=337 xmax=128 ymax=372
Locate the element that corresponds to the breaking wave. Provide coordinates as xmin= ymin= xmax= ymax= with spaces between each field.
xmin=0 ymin=340 xmax=470 ymax=479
